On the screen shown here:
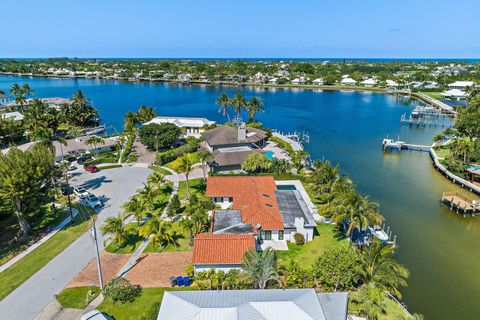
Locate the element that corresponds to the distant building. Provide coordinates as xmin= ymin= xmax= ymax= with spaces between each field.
xmin=52 ymin=136 xmax=115 ymax=160
xmin=341 ymin=78 xmax=357 ymax=85
xmin=144 ymin=116 xmax=215 ymax=138
xmin=291 ymin=77 xmax=307 ymax=84
xmin=0 ymin=94 xmax=10 ymax=106
xmin=5 ymin=97 xmax=73 ymax=109
xmin=441 ymin=89 xmax=468 ymax=99
xmin=312 ymin=78 xmax=324 ymax=85
xmin=448 ymin=81 xmax=475 ymax=91
xmin=202 ymin=124 xmax=267 ymax=172
xmin=360 ymin=78 xmax=377 ymax=87
xmin=158 ymin=289 xmax=349 ymax=320
xmin=1 ymin=111 xmax=24 ymax=121
xmin=386 ymin=79 xmax=400 ymax=88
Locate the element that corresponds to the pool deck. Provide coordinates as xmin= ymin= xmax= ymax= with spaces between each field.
xmin=264 ymin=141 xmax=291 ymax=161
xmin=275 ymin=180 xmax=321 ymax=221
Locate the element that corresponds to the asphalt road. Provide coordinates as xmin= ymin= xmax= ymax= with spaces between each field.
xmin=0 ymin=165 xmax=151 ymax=320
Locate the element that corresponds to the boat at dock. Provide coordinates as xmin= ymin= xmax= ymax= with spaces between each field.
xmin=382 ymin=138 xmax=431 ymax=152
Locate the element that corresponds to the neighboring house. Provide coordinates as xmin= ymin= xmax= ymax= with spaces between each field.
xmin=386 ymin=79 xmax=400 ymax=89
xmin=158 ymin=289 xmax=349 ymax=320
xmin=1 ymin=111 xmax=24 ymax=121
xmin=448 ymin=81 xmax=475 ymax=91
xmin=313 ymin=78 xmax=324 ymax=85
xmin=202 ymin=124 xmax=267 ymax=172
xmin=360 ymin=78 xmax=377 ymax=87
xmin=291 ymin=77 xmax=307 ymax=84
xmin=177 ymin=74 xmax=193 ymax=81
xmin=192 ymin=233 xmax=256 ymax=272
xmin=341 ymin=78 xmax=357 ymax=85
xmin=441 ymin=89 xmax=468 ymax=99
xmin=192 ymin=176 xmax=317 ymax=272
xmin=0 ymin=94 xmax=10 ymax=106
xmin=144 ymin=116 xmax=215 ymax=138
xmin=268 ymin=77 xmax=278 ymax=84
xmin=52 ymin=136 xmax=115 ymax=160
xmin=5 ymin=97 xmax=74 ymax=110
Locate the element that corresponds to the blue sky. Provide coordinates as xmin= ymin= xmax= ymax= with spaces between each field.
xmin=3 ymin=0 xmax=479 ymax=58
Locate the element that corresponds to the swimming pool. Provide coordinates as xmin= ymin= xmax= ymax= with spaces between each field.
xmin=276 ymin=184 xmax=297 ymax=191
xmin=264 ymin=150 xmax=275 ymax=160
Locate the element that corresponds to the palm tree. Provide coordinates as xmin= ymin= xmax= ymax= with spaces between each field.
xmin=231 ymin=92 xmax=247 ymax=120
xmin=101 ymin=213 xmax=127 ymax=245
xmin=177 ymin=154 xmax=193 ymax=199
xmin=216 ymin=92 xmax=231 ymax=122
xmin=242 ymin=248 xmax=278 ymax=289
xmin=197 ymin=151 xmax=210 ymax=181
xmin=147 ymin=172 xmax=165 ymax=188
xmin=451 ymin=136 xmax=475 ymax=163
xmin=139 ymin=182 xmax=157 ymax=213
xmin=85 ymin=135 xmax=105 ymax=154
xmin=356 ymin=283 xmax=388 ymax=320
xmin=10 ymin=83 xmax=34 ymax=112
xmin=137 ymin=105 xmax=157 ymax=123
xmin=124 ymin=111 xmax=139 ymax=132
xmin=139 ymin=218 xmax=180 ymax=250
xmin=360 ymin=240 xmax=410 ymax=298
xmin=246 ymin=97 xmax=264 ymax=123
xmin=122 ymin=195 xmax=146 ymax=226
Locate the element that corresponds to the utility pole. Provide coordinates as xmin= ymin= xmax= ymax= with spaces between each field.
xmin=90 ymin=217 xmax=104 ymax=289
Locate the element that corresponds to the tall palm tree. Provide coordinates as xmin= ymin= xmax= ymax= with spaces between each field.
xmin=215 ymin=92 xmax=231 ymax=122
xmin=451 ymin=136 xmax=475 ymax=163
xmin=122 ymin=195 xmax=146 ymax=226
xmin=177 ymin=154 xmax=193 ymax=199
xmin=356 ymin=283 xmax=388 ymax=320
xmin=10 ymin=83 xmax=34 ymax=112
xmin=85 ymin=135 xmax=105 ymax=154
xmin=139 ymin=182 xmax=157 ymax=213
xmin=197 ymin=151 xmax=210 ymax=181
xmin=101 ymin=213 xmax=127 ymax=245
xmin=139 ymin=218 xmax=180 ymax=250
xmin=360 ymin=240 xmax=410 ymax=298
xmin=147 ymin=172 xmax=165 ymax=188
xmin=242 ymin=248 xmax=278 ymax=289
xmin=231 ymin=92 xmax=247 ymax=120
xmin=246 ymin=97 xmax=264 ymax=123
xmin=137 ymin=105 xmax=157 ymax=123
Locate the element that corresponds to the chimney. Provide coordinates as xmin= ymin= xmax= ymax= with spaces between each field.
xmin=238 ymin=123 xmax=246 ymax=141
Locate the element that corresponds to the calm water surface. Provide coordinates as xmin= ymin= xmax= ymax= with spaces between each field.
xmin=1 ymin=76 xmax=480 ymax=319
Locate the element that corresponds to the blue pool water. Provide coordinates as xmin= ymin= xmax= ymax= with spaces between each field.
xmin=264 ymin=150 xmax=275 ymax=160
xmin=0 ymin=75 xmax=478 ymax=319
xmin=276 ymin=185 xmax=297 ymax=191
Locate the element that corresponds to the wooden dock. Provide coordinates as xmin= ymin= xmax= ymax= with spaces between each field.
xmin=382 ymin=138 xmax=431 ymax=152
xmin=400 ymin=113 xmax=451 ymax=128
xmin=441 ymin=191 xmax=480 ymax=216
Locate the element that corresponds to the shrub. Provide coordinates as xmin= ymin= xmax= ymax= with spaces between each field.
xmin=294 ymin=233 xmax=305 ymax=245
xmin=103 ymin=277 xmax=142 ymax=303
xmin=120 ymin=133 xmax=135 ymax=163
xmin=157 ymin=139 xmax=199 ymax=165
xmin=168 ymin=194 xmax=181 ymax=216
xmin=185 ymin=264 xmax=194 ymax=277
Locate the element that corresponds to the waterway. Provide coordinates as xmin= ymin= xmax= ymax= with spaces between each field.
xmin=1 ymin=76 xmax=479 ymax=319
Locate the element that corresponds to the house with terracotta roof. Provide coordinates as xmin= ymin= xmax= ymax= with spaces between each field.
xmin=202 ymin=124 xmax=268 ymax=173
xmin=192 ymin=176 xmax=317 ymax=272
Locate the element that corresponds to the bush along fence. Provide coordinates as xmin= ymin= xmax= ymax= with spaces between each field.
xmin=157 ymin=138 xmax=199 ymax=165
xmin=120 ymin=132 xmax=136 ymax=163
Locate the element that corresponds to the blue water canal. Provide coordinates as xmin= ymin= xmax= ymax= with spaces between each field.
xmin=1 ymin=75 xmax=479 ymax=319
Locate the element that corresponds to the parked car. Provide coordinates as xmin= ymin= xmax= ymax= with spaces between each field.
xmin=80 ymin=310 xmax=113 ymax=320
xmin=67 ymin=164 xmax=77 ymax=171
xmin=82 ymin=193 xmax=103 ymax=209
xmin=86 ymin=165 xmax=99 ymax=173
xmin=60 ymin=184 xmax=73 ymax=196
xmin=77 ymin=156 xmax=91 ymax=165
xmin=73 ymin=186 xmax=89 ymax=198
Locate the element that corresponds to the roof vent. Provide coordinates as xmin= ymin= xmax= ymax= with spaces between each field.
xmin=265 ymin=203 xmax=273 ymax=207
xmin=262 ymin=194 xmax=270 ymax=198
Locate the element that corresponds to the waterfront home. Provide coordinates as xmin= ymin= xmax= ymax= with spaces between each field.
xmin=202 ymin=124 xmax=267 ymax=172
xmin=192 ymin=176 xmax=317 ymax=272
xmin=1 ymin=111 xmax=24 ymax=121
xmin=0 ymin=94 xmax=10 ymax=106
xmin=158 ymin=289 xmax=349 ymax=320
xmin=386 ymin=79 xmax=400 ymax=89
xmin=291 ymin=77 xmax=307 ymax=84
xmin=448 ymin=81 xmax=475 ymax=91
xmin=268 ymin=77 xmax=278 ymax=84
xmin=144 ymin=116 xmax=215 ymax=138
xmin=177 ymin=74 xmax=193 ymax=81
xmin=52 ymin=136 xmax=115 ymax=160
xmin=441 ymin=88 xmax=468 ymax=99
xmin=313 ymin=78 xmax=324 ymax=85
xmin=360 ymin=78 xmax=377 ymax=87
xmin=341 ymin=77 xmax=357 ymax=85
xmin=5 ymin=97 xmax=74 ymax=109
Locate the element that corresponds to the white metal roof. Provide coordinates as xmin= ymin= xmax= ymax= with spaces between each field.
xmin=1 ymin=111 xmax=24 ymax=121
xmin=158 ymin=289 xmax=348 ymax=320
xmin=448 ymin=81 xmax=474 ymax=87
xmin=341 ymin=78 xmax=357 ymax=84
xmin=144 ymin=116 xmax=215 ymax=128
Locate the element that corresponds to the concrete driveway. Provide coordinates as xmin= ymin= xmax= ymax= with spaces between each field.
xmin=0 ymin=165 xmax=151 ymax=320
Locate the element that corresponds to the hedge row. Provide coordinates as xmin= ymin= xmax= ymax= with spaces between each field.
xmin=120 ymin=133 xmax=136 ymax=163
xmin=157 ymin=139 xmax=198 ymax=165
xmin=84 ymin=156 xmax=117 ymax=165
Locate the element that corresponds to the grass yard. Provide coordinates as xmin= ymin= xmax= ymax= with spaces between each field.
xmin=0 ymin=212 xmax=95 ymax=301
xmin=152 ymin=166 xmax=173 ymax=176
xmin=177 ymin=178 xmax=206 ymax=200
xmin=0 ymin=205 xmax=70 ymax=266
xmin=56 ymin=286 xmax=101 ymax=309
xmin=349 ymin=293 xmax=411 ymax=320
xmin=276 ymin=223 xmax=348 ymax=267
xmin=434 ymin=146 xmax=452 ymax=159
xmin=164 ymin=152 xmax=203 ymax=173
xmin=269 ymin=136 xmax=295 ymax=158
xmin=421 ymin=91 xmax=443 ymax=99
xmin=98 ymin=164 xmax=123 ymax=170
xmin=105 ymin=233 xmax=144 ymax=254
xmin=98 ymin=287 xmax=190 ymax=320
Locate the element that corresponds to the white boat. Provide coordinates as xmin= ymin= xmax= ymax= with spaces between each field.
xmin=368 ymin=226 xmax=389 ymax=242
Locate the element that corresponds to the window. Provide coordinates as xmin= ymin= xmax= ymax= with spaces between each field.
xmin=278 ymin=230 xmax=284 ymax=240
xmin=263 ymin=230 xmax=272 ymax=240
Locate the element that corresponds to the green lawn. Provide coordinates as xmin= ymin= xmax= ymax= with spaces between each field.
xmin=421 ymin=91 xmax=443 ymax=99
xmin=349 ymin=293 xmax=411 ymax=319
xmin=276 ymin=223 xmax=348 ymax=267
xmin=177 ymin=178 xmax=206 ymax=200
xmin=0 ymin=212 xmax=95 ymax=301
xmin=434 ymin=146 xmax=452 ymax=159
xmin=269 ymin=136 xmax=295 ymax=158
xmin=164 ymin=152 xmax=203 ymax=173
xmin=105 ymin=233 xmax=144 ymax=254
xmin=98 ymin=164 xmax=123 ymax=170
xmin=151 ymin=166 xmax=173 ymax=176
xmin=56 ymin=286 xmax=101 ymax=309
xmin=98 ymin=287 xmax=187 ymax=320
xmin=0 ymin=205 xmax=70 ymax=266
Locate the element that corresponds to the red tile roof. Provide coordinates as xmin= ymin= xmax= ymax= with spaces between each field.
xmin=192 ymin=233 xmax=256 ymax=265
xmin=206 ymin=176 xmax=284 ymax=230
